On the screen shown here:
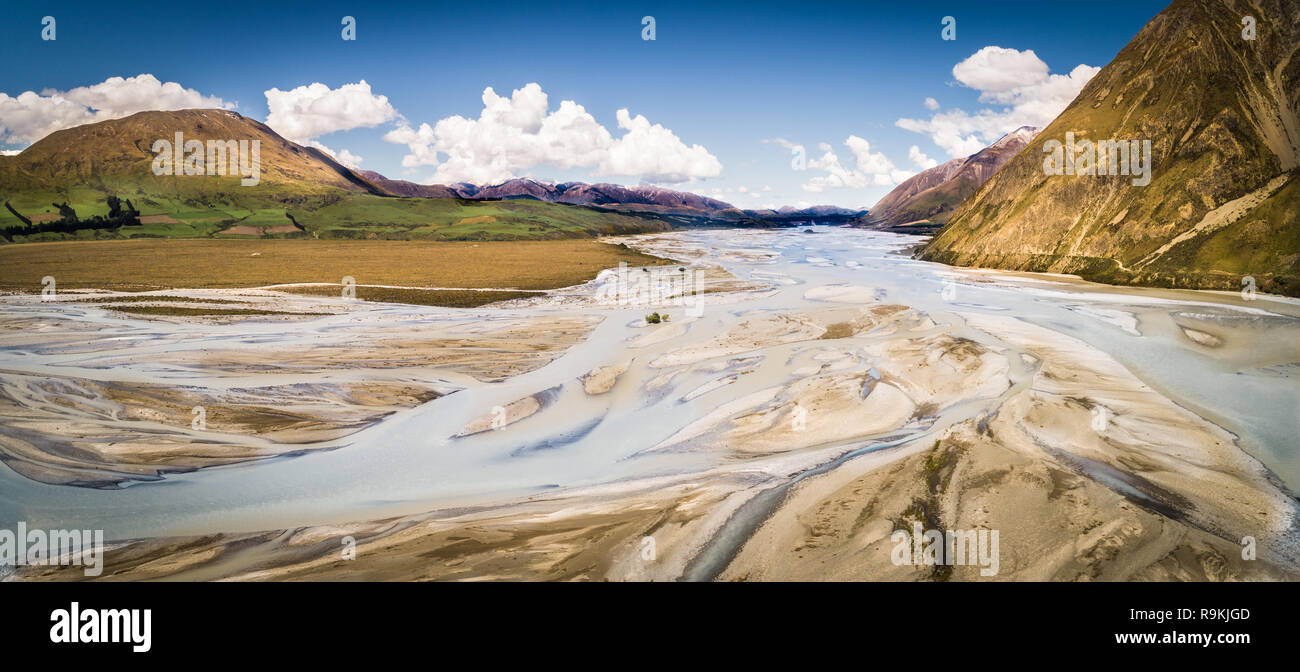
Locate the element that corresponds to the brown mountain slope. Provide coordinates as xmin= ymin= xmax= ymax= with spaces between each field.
xmin=864 ymin=127 xmax=1037 ymax=228
xmin=921 ymin=0 xmax=1300 ymax=296
xmin=0 ymin=109 xmax=389 ymax=196
xmin=867 ymin=158 xmax=965 ymax=221
xmin=357 ymin=170 xmax=461 ymax=198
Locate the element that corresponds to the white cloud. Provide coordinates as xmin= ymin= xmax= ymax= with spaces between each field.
xmin=951 ymin=46 xmax=1050 ymax=95
xmin=0 ymin=149 xmax=20 ymax=156
xmin=896 ymin=46 xmax=1099 ymax=157
xmin=383 ymin=122 xmax=440 ymax=170
xmin=600 ymin=108 xmax=723 ymax=183
xmin=762 ymin=137 xmax=801 ymax=151
xmin=264 ymin=80 xmax=398 ymax=144
xmin=908 ymin=145 xmax=938 ymax=169
xmin=762 ymin=138 xmax=806 ymax=166
xmin=924 ymin=97 xmax=940 ymax=111
xmin=0 ymin=74 xmax=233 ymax=146
xmin=334 ymin=149 xmax=363 ymax=169
xmin=802 ymin=135 xmax=913 ymax=192
xmin=384 ymin=83 xmax=720 ymax=185
xmin=306 ymin=140 xmax=364 ymax=169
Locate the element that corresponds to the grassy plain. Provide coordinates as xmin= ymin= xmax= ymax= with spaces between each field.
xmin=0 ymin=238 xmax=675 ymax=293
xmin=0 ymin=180 xmax=672 ymax=241
xmin=276 ymin=285 xmax=543 ymax=307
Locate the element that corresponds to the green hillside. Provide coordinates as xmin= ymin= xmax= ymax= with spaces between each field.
xmin=0 ymin=109 xmax=671 ymax=242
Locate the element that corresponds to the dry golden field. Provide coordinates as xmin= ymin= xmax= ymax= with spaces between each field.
xmin=0 ymin=238 xmax=676 ymax=292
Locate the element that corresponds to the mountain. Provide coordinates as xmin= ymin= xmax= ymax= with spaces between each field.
xmin=859 ymin=127 xmax=1037 ymax=231
xmin=555 ymin=182 xmax=736 ymax=214
xmin=357 ymin=170 xmax=460 ymax=198
xmin=460 ymin=178 xmax=558 ymax=202
xmin=866 ymin=158 xmax=965 ymax=221
xmin=778 ymin=205 xmax=865 ymax=217
xmin=360 ymin=175 xmax=741 ymax=215
xmin=0 ymin=108 xmax=387 ymax=196
xmin=0 ymin=110 xmax=673 ymax=241
xmin=349 ymin=174 xmax=866 ymax=226
xmin=374 ymin=174 xmax=868 ymax=221
xmin=740 ymin=205 xmax=868 ymax=225
xmin=921 ymin=0 xmax=1300 ymax=296
xmin=0 ymin=108 xmax=864 ymax=243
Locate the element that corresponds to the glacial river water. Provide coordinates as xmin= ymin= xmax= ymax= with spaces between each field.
xmin=2 ymin=226 xmax=1297 ymax=543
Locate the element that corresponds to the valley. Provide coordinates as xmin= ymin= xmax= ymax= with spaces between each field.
xmin=1 ymin=0 xmax=1296 ymax=591
xmin=4 ymin=226 xmax=1297 ymax=581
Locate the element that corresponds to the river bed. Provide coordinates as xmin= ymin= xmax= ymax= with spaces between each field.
xmin=2 ymin=226 xmax=1297 ymax=580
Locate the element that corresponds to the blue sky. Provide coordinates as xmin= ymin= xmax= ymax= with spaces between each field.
xmin=1 ymin=0 xmax=1172 ymax=209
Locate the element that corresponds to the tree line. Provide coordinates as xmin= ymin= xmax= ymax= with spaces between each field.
xmin=2 ymin=196 xmax=142 ymax=239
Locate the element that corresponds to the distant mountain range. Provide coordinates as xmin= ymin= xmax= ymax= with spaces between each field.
xmin=855 ymin=126 xmax=1038 ymax=232
xmin=0 ymin=109 xmax=863 ymax=241
xmin=921 ymin=0 xmax=1299 ymax=296
xmin=357 ymin=171 xmax=864 ymax=222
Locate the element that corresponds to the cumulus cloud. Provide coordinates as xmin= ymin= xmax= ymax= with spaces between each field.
xmin=260 ymin=80 xmax=396 ymax=173
xmin=305 ymin=140 xmax=364 ymax=169
xmin=385 ymin=83 xmax=721 ymax=185
xmin=951 ymin=47 xmax=1050 ymax=95
xmin=264 ymin=80 xmax=396 ymax=144
xmin=334 ymin=148 xmax=363 ymax=169
xmin=908 ymin=145 xmax=938 ymax=169
xmin=801 ymin=135 xmax=913 ymax=192
xmin=0 ymin=74 xmax=232 ymax=146
xmin=896 ymin=46 xmax=1099 ymax=157
xmin=600 ymin=108 xmax=723 ymax=183
xmin=383 ymin=122 xmax=440 ymax=170
xmin=924 ymin=97 xmax=940 ymax=111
